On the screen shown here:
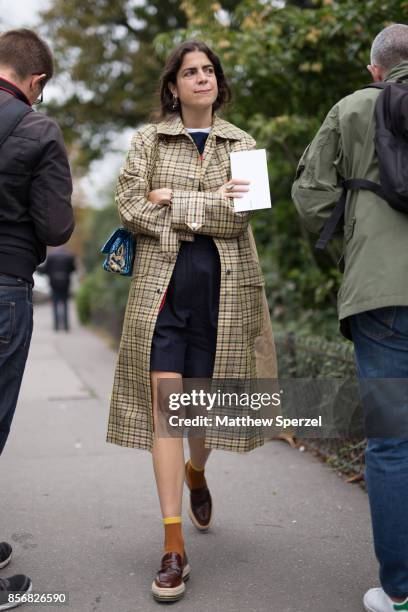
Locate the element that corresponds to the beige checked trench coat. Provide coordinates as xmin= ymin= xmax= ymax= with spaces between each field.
xmin=107 ymin=113 xmax=278 ymax=453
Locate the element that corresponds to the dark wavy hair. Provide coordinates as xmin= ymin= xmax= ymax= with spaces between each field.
xmin=156 ymin=40 xmax=231 ymax=120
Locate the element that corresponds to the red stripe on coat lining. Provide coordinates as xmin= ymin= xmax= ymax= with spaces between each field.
xmin=0 ymin=78 xmax=31 ymax=105
xmin=0 ymin=85 xmax=18 ymax=97
xmin=159 ymin=289 xmax=167 ymax=312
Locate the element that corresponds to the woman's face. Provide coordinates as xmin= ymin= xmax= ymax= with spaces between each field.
xmin=170 ymin=50 xmax=219 ymax=112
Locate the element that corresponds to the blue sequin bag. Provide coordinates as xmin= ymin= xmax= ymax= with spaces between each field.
xmin=101 ymin=132 xmax=159 ymax=276
xmin=101 ymin=227 xmax=135 ymax=276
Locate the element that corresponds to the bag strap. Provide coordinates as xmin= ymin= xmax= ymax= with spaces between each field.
xmin=314 ymin=185 xmax=348 ymax=250
xmin=315 ymin=178 xmax=386 ymax=250
xmin=0 ymin=97 xmax=33 ymax=149
xmin=315 ymin=84 xmax=391 ymax=250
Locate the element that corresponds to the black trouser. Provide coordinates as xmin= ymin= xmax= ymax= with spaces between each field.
xmin=0 ymin=273 xmax=33 ymax=454
xmin=52 ymin=291 xmax=69 ymax=331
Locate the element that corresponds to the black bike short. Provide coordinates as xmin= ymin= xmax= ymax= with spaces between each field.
xmin=150 ymin=235 xmax=221 ymax=377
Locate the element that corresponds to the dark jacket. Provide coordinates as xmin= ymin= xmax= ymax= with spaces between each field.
xmin=0 ymin=78 xmax=74 ymax=282
xmin=40 ymin=249 xmax=76 ymax=296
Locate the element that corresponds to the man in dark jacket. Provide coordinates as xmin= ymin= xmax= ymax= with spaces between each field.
xmin=0 ymin=29 xmax=74 ymax=607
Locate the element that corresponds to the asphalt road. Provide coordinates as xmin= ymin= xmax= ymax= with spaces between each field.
xmin=0 ymin=303 xmax=378 ymax=612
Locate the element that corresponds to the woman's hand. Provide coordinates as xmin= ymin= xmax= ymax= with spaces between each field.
xmin=148 ymin=188 xmax=173 ymax=205
xmin=218 ymin=179 xmax=250 ymax=199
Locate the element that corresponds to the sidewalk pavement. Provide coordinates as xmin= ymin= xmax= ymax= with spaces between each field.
xmin=0 ymin=303 xmax=378 ymax=612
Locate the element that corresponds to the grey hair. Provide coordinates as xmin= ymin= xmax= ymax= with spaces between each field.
xmin=371 ymin=24 xmax=408 ymax=72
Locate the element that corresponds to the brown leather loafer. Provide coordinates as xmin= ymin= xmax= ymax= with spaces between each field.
xmin=186 ymin=481 xmax=213 ymax=531
xmin=151 ymin=552 xmax=191 ymax=602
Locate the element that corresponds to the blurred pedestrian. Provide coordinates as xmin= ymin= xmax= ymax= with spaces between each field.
xmin=0 ymin=28 xmax=74 ymax=607
xmin=40 ymin=247 xmax=76 ymax=331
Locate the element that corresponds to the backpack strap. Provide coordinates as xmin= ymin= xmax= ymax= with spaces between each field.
xmin=315 ymin=83 xmax=390 ymax=250
xmin=0 ymin=97 xmax=33 ymax=149
xmin=314 ymin=185 xmax=348 ymax=250
xmin=315 ymin=178 xmax=386 ymax=250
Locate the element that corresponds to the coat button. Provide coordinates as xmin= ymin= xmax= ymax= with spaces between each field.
xmin=226 ymin=268 xmax=232 ymax=275
xmin=156 ymin=288 xmax=162 ymax=294
xmin=188 ymin=175 xmax=195 ymax=181
xmin=190 ymin=222 xmax=199 ymax=230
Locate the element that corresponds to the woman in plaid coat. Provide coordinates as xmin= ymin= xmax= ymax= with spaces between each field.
xmin=107 ymin=40 xmax=277 ymax=601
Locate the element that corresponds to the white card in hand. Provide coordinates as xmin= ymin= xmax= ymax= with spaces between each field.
xmin=230 ymin=149 xmax=272 ymax=212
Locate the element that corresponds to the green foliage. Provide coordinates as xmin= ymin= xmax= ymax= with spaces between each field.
xmin=324 ymin=439 xmax=366 ymax=480
xmin=76 ymin=196 xmax=131 ymax=339
xmin=157 ymin=0 xmax=408 ymax=338
xmin=274 ymin=330 xmax=365 ymax=479
xmin=82 ymin=201 xmax=121 ymax=273
xmin=43 ymin=0 xmax=408 ymax=338
xmin=275 ymin=331 xmax=355 ymax=378
xmin=75 ymin=266 xmax=130 ymax=340
xmin=41 ymin=0 xmax=243 ymax=167
xmin=40 ymin=0 xmax=189 ymax=167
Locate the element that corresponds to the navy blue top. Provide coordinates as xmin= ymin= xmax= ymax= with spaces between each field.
xmin=189 ymin=131 xmax=208 ymax=155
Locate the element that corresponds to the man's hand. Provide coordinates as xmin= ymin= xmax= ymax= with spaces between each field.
xmin=218 ymin=179 xmax=250 ymax=199
xmin=148 ymin=188 xmax=173 ymax=205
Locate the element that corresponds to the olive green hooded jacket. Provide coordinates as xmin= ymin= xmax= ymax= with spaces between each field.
xmin=292 ymin=61 xmax=408 ymax=339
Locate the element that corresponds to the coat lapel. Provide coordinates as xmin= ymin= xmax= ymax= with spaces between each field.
xmin=156 ymin=113 xmax=245 ymax=184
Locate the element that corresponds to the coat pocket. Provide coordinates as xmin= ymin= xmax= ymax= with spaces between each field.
xmin=239 ymin=262 xmax=265 ymax=340
xmin=354 ymin=306 xmax=397 ymax=340
xmin=239 ymin=283 xmax=264 ymax=341
xmin=239 ymin=260 xmax=265 ymax=287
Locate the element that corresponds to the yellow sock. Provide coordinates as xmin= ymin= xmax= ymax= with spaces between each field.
xmin=185 ymin=459 xmax=206 ymax=490
xmin=163 ymin=516 xmax=184 ymax=557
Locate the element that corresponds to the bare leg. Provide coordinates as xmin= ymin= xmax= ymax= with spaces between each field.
xmin=187 ymin=379 xmax=212 ymax=470
xmin=151 ymin=371 xmax=184 ymax=517
xmin=187 ymin=437 xmax=211 ymax=470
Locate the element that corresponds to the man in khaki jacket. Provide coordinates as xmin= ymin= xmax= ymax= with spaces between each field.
xmin=292 ymin=24 xmax=408 ymax=612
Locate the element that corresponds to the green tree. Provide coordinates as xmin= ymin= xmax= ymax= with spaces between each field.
xmin=156 ymin=0 xmax=408 ymax=336
xmin=41 ymin=0 xmax=241 ymax=167
xmin=44 ymin=0 xmax=408 ymax=338
xmin=41 ymin=0 xmax=187 ymax=166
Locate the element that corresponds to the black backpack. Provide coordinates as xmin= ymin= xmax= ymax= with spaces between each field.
xmin=315 ymin=81 xmax=408 ymax=250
